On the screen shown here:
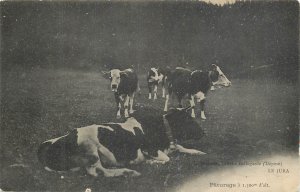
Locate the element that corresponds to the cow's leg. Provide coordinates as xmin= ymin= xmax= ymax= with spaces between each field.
xmin=124 ymin=95 xmax=130 ymax=118
xmin=153 ymin=84 xmax=158 ymax=100
xmin=161 ymin=79 xmax=166 ymax=98
xmin=129 ymin=93 xmax=135 ymax=114
xmin=96 ymin=145 xmax=141 ymax=177
xmin=189 ymin=95 xmax=196 ymax=118
xmin=148 ymin=82 xmax=152 ymax=99
xmin=146 ymin=150 xmax=170 ymax=164
xmin=200 ymin=99 xmax=206 ymax=120
xmin=129 ymin=149 xmax=145 ymax=165
xmin=114 ymin=93 xmax=121 ymax=119
xmin=83 ymin=144 xmax=103 ymax=177
xmin=164 ymin=85 xmax=173 ymax=112
xmin=86 ymin=159 xmax=101 ymax=177
xmin=175 ymin=144 xmax=206 ymax=155
xmin=210 ymin=85 xmax=215 ymax=91
xmin=164 ymin=94 xmax=169 ymax=112
xmin=101 ymin=167 xmax=141 ymax=177
xmin=162 ymin=86 xmax=166 ymax=98
xmin=88 ymin=159 xmax=140 ymax=177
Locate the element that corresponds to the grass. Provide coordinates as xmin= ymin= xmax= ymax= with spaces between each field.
xmin=0 ymin=68 xmax=298 ymax=191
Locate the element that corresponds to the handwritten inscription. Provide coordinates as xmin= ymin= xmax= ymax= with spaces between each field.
xmin=210 ymin=182 xmax=270 ymax=188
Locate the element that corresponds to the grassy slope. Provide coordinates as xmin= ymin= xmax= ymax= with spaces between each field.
xmin=0 ymin=68 xmax=298 ymax=191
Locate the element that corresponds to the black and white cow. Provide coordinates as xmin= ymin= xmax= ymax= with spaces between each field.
xmin=164 ymin=64 xmax=231 ymax=119
xmin=37 ymin=107 xmax=205 ymax=177
xmin=147 ymin=67 xmax=170 ymax=100
xmin=103 ymin=68 xmax=138 ymax=119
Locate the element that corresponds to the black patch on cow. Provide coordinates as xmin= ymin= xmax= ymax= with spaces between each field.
xmin=190 ymin=71 xmax=212 ymax=94
xmin=116 ymin=70 xmax=138 ymax=95
xmin=132 ymin=107 xmax=204 ymax=156
xmin=169 ymin=68 xmax=216 ymax=97
xmin=164 ymin=108 xmax=204 ymax=142
xmin=209 ymin=70 xmax=219 ymax=82
xmin=37 ymin=129 xmax=80 ymax=171
xmin=131 ymin=108 xmax=173 ymax=154
xmin=97 ymin=124 xmax=144 ymax=164
xmin=168 ymin=68 xmax=192 ymax=99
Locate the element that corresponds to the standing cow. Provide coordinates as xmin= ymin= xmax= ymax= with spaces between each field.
xmin=103 ymin=68 xmax=138 ymax=119
xmin=164 ymin=64 xmax=231 ymax=119
xmin=37 ymin=107 xmax=205 ymax=177
xmin=147 ymin=67 xmax=170 ymax=100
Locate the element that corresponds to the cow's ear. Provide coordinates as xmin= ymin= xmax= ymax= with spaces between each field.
xmin=120 ymin=71 xmax=128 ymax=77
xmin=211 ymin=64 xmax=218 ymax=71
xmin=102 ymin=71 xmax=111 ymax=79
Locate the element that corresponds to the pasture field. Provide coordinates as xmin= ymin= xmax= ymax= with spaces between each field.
xmin=0 ymin=68 xmax=298 ymax=191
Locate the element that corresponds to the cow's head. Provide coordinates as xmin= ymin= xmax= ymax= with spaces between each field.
xmin=210 ymin=64 xmax=231 ymax=87
xmin=165 ymin=107 xmax=204 ymax=142
xmin=102 ymin=69 xmax=121 ymax=92
xmin=148 ymin=68 xmax=159 ymax=82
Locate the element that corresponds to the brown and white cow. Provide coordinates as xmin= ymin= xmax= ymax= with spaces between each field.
xmin=103 ymin=68 xmax=138 ymax=119
xmin=164 ymin=64 xmax=231 ymax=120
xmin=37 ymin=107 xmax=205 ymax=177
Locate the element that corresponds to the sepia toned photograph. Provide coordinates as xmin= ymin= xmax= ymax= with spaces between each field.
xmin=0 ymin=0 xmax=299 ymax=191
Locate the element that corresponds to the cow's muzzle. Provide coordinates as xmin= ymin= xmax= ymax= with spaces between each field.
xmin=111 ymin=84 xmax=118 ymax=92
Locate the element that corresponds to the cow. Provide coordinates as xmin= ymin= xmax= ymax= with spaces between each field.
xmin=103 ymin=68 xmax=138 ymax=119
xmin=37 ymin=107 xmax=205 ymax=177
xmin=147 ymin=67 xmax=171 ymax=100
xmin=164 ymin=64 xmax=231 ymax=120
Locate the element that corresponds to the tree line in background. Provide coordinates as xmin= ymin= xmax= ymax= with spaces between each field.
xmin=1 ymin=0 xmax=298 ymax=81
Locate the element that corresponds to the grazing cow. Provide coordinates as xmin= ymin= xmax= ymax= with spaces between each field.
xmin=164 ymin=64 xmax=231 ymax=119
xmin=37 ymin=107 xmax=205 ymax=177
xmin=147 ymin=67 xmax=170 ymax=100
xmin=103 ymin=68 xmax=138 ymax=119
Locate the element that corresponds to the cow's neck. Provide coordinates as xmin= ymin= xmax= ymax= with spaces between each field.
xmin=190 ymin=70 xmax=211 ymax=94
xmin=208 ymin=71 xmax=214 ymax=86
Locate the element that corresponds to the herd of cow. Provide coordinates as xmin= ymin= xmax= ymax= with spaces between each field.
xmin=37 ymin=64 xmax=231 ymax=178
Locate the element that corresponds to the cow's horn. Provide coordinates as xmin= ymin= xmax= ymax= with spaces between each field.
xmin=101 ymin=70 xmax=110 ymax=75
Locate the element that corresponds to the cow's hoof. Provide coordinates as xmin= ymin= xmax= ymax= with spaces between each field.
xmin=191 ymin=114 xmax=196 ymax=118
xmin=129 ymin=110 xmax=135 ymax=114
xmin=116 ymin=115 xmax=121 ymax=119
xmin=201 ymin=116 xmax=206 ymax=120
